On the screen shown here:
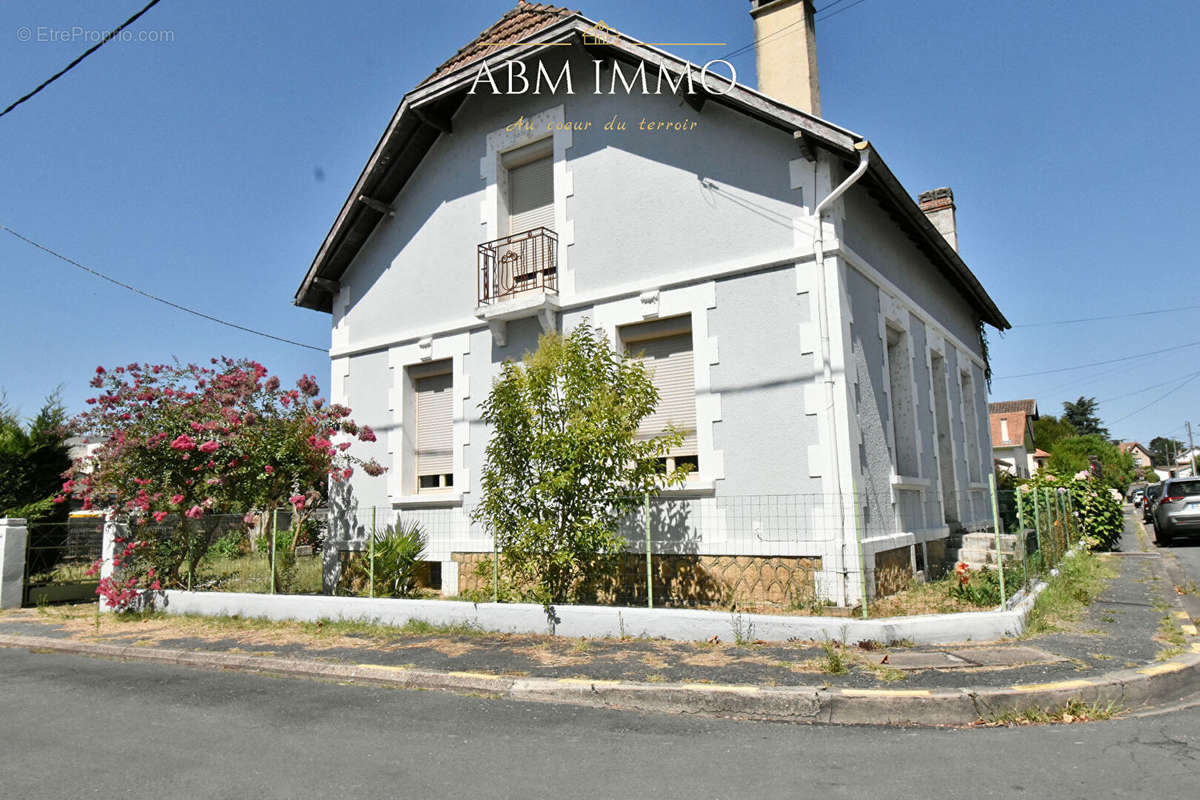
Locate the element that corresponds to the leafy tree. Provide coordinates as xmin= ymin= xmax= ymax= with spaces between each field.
xmin=1062 ymin=396 xmax=1109 ymax=439
xmin=1032 ymin=414 xmax=1076 ymax=452
xmin=1046 ymin=434 xmax=1134 ymax=491
xmin=0 ymin=391 xmax=71 ymax=521
xmin=1148 ymin=436 xmax=1185 ymax=466
xmin=473 ymin=322 xmax=688 ymax=609
xmin=60 ymin=358 xmax=385 ymax=606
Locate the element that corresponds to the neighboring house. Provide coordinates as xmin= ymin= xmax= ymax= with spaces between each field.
xmin=1118 ymin=441 xmax=1153 ymax=469
xmin=988 ymin=400 xmax=1037 ymax=478
xmin=1030 ymin=448 xmax=1050 ymax=473
xmin=293 ymin=1 xmax=1009 ymax=604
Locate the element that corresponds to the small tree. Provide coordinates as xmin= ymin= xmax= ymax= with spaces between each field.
xmin=0 ymin=391 xmax=72 ymax=521
xmin=1062 ymin=396 xmax=1109 ymax=439
xmin=1046 ymin=434 xmax=1134 ymax=492
xmin=473 ymin=322 xmax=688 ymax=608
xmin=1032 ymin=414 xmax=1076 ymax=452
xmin=60 ymin=358 xmax=385 ymax=606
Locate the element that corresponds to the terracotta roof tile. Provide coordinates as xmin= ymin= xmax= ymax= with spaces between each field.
xmin=419 ymin=2 xmax=577 ymax=87
xmin=987 ymin=399 xmax=1038 ymax=416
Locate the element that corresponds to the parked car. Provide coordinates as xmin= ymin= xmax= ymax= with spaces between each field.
xmin=1152 ymin=478 xmax=1200 ymax=546
xmin=1143 ymin=483 xmax=1162 ymax=523
xmin=1132 ymin=488 xmax=1145 ymax=508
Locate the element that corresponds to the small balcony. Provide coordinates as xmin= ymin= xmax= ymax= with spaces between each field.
xmin=477 ymin=227 xmax=558 ymax=307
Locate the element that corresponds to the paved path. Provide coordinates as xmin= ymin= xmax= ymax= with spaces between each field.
xmin=1 ymin=645 xmax=1198 ymax=800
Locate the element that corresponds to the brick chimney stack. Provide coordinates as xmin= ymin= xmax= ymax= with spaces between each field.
xmin=749 ymin=0 xmax=821 ymax=116
xmin=918 ymin=187 xmax=958 ymax=252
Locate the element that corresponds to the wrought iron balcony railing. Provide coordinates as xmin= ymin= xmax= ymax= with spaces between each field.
xmin=477 ymin=227 xmax=558 ymax=306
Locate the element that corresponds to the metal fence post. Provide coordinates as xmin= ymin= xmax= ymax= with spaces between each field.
xmin=368 ymin=507 xmax=376 ymax=599
xmin=1031 ymin=488 xmax=1044 ymax=572
xmin=1016 ymin=489 xmax=1029 ymax=591
xmin=644 ymin=493 xmax=653 ymax=610
xmin=852 ymin=483 xmax=868 ymax=619
xmin=988 ymin=474 xmax=1007 ymax=607
xmin=270 ymin=507 xmax=277 ymax=595
xmin=492 ymin=532 xmax=499 ymax=604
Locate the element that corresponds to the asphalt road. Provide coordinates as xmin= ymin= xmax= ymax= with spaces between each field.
xmin=1 ymin=647 xmax=1198 ymax=800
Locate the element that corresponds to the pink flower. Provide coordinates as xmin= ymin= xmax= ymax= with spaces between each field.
xmin=297 ymin=374 xmax=320 ymax=397
xmin=150 ymin=580 xmax=162 ymax=591
xmin=289 ymin=494 xmax=306 ymax=511
xmin=265 ymin=376 xmax=280 ymax=392
xmin=338 ymin=442 xmax=351 ymax=452
xmin=153 ymin=511 xmax=169 ymax=523
xmin=264 ymin=465 xmax=275 ymax=475
xmin=342 ymin=467 xmax=353 ymax=480
xmin=359 ymin=426 xmax=377 ymax=443
xmin=184 ymin=505 xmax=203 ymax=519
xmin=171 ymin=494 xmax=185 ymax=505
xmin=170 ymin=434 xmax=196 ymax=451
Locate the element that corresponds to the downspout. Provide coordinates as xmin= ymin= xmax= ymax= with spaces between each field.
xmin=810 ymin=140 xmax=870 ymax=605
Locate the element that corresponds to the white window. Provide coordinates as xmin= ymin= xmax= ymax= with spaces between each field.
xmin=621 ymin=316 xmax=698 ymax=475
xmin=412 ymin=362 xmax=453 ymax=492
xmin=1000 ymin=417 xmax=1010 ymax=443
xmin=503 ymin=138 xmax=553 ymax=235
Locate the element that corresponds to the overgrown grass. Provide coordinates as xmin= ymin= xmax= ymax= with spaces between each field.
xmin=194 ymin=554 xmax=323 ymax=595
xmin=108 ymin=610 xmax=488 ymax=639
xmin=819 ymin=640 xmax=848 ymax=674
xmin=1024 ymin=550 xmax=1115 ymax=636
xmin=979 ymin=699 xmax=1121 ymax=726
xmin=1155 ymin=614 xmax=1186 ymax=661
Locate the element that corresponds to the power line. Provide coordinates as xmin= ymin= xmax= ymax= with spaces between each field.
xmin=817 ymin=0 xmax=871 ymax=23
xmin=1110 ymin=372 xmax=1200 ymax=426
xmin=0 ymin=224 xmax=326 ymax=353
xmin=1013 ymin=301 xmax=1200 ymax=329
xmin=994 ymin=338 xmax=1200 ymax=380
xmin=721 ymin=0 xmax=870 ymax=61
xmin=1098 ymin=370 xmax=1200 ymax=404
xmin=0 ymin=0 xmax=165 ymax=120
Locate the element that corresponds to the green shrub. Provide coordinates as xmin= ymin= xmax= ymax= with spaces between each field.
xmin=210 ymin=530 xmax=246 ymax=560
xmin=949 ymin=562 xmax=1024 ymax=607
xmin=343 ymin=519 xmax=427 ymax=598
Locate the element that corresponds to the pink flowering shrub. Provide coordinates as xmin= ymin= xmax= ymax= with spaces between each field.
xmin=59 ymin=358 xmax=385 ymax=607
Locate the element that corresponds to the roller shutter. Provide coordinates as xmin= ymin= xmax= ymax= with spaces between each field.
xmin=629 ymin=332 xmax=696 ymax=456
xmin=508 ymin=155 xmax=554 ymax=234
xmin=415 ymin=373 xmax=453 ymax=479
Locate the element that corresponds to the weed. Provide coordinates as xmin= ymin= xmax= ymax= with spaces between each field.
xmin=730 ymin=612 xmax=756 ymax=646
xmin=819 ymin=640 xmax=848 ymax=674
xmin=1154 ymin=614 xmax=1186 ymax=660
xmin=645 ymin=673 xmax=667 ymax=683
xmin=979 ymin=699 xmax=1120 ymax=726
xmin=1024 ymin=550 xmax=1115 ymax=636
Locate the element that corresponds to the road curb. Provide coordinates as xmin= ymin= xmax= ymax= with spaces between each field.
xmin=3 ymin=631 xmax=1198 ymax=725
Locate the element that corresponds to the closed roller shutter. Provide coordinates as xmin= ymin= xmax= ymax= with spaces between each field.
xmin=508 ymin=155 xmax=554 ymax=234
xmin=415 ymin=373 xmax=453 ymax=478
xmin=629 ymin=332 xmax=696 ymax=456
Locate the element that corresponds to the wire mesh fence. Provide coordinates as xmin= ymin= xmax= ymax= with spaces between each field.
xmin=82 ymin=480 xmax=1088 ymax=617
xmin=23 ymin=516 xmax=105 ymax=605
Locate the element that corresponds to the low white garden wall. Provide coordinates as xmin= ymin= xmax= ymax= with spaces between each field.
xmin=149 ymin=582 xmax=1045 ymax=645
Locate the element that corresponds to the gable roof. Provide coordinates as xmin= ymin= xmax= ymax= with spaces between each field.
xmin=419 ymin=2 xmax=575 ymax=86
xmin=988 ymin=399 xmax=1038 ymax=417
xmin=293 ymin=5 xmax=1010 ymax=334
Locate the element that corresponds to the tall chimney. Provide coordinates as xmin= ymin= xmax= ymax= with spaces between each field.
xmin=749 ymin=0 xmax=821 ymax=116
xmin=918 ymin=187 xmax=958 ymax=251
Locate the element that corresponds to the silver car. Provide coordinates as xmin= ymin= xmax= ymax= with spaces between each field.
xmin=1152 ymin=478 xmax=1200 ymax=546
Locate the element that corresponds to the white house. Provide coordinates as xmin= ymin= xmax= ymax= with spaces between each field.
xmin=293 ymin=1 xmax=1009 ymax=605
xmin=989 ymin=399 xmax=1038 ymax=478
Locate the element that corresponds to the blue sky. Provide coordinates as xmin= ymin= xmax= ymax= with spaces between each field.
xmin=1 ymin=0 xmax=1197 ymax=448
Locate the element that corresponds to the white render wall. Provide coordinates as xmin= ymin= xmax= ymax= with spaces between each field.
xmin=322 ymin=61 xmax=998 ymax=602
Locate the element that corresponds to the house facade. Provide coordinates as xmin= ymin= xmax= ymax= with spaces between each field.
xmin=988 ymin=399 xmax=1038 ymax=478
xmin=1117 ymin=441 xmax=1153 ymax=469
xmin=294 ymin=2 xmax=1008 ymax=605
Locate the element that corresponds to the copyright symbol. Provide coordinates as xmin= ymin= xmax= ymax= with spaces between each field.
xmin=16 ymin=26 xmax=31 ymax=42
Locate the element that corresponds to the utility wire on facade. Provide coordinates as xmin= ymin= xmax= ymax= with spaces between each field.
xmin=0 ymin=0 xmax=165 ymax=120
xmin=0 ymin=224 xmax=326 ymax=353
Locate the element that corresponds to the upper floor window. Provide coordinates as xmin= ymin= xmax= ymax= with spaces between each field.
xmin=503 ymin=138 xmax=553 ymax=235
xmin=620 ymin=316 xmax=698 ymax=475
xmin=1000 ymin=417 xmax=1010 ymax=443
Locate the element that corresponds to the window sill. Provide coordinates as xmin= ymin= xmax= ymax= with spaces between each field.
xmin=392 ymin=493 xmax=463 ymax=509
xmin=968 ymin=481 xmax=990 ymax=491
xmin=890 ymin=475 xmax=931 ymax=490
xmin=655 ymin=478 xmax=717 ymax=498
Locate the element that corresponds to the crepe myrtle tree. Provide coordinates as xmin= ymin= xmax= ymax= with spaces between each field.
xmin=56 ymin=358 xmax=385 ymax=607
xmin=472 ymin=322 xmax=689 ymax=609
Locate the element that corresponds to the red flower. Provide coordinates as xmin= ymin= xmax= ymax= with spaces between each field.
xmin=184 ymin=505 xmax=203 ymax=520
xmin=171 ymin=494 xmax=185 ymax=505
xmin=170 ymin=434 xmax=196 ymax=451
xmin=264 ymin=465 xmax=275 ymax=475
xmin=359 ymin=426 xmax=377 ymax=443
xmin=289 ymin=494 xmax=305 ymax=511
xmin=153 ymin=511 xmax=169 ymax=523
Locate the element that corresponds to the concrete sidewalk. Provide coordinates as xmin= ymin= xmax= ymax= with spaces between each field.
xmin=2 ymin=509 xmax=1197 ymax=725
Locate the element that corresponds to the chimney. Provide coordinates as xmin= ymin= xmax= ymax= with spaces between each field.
xmin=918 ymin=187 xmax=958 ymax=252
xmin=749 ymin=0 xmax=821 ymax=116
